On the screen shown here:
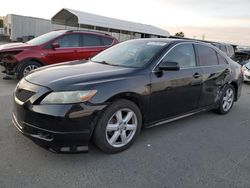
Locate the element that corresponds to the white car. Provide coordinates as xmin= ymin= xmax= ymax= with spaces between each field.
xmin=242 ymin=62 xmax=250 ymax=82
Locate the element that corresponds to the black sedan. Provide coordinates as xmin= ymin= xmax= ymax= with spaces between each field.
xmin=12 ymin=39 xmax=243 ymax=153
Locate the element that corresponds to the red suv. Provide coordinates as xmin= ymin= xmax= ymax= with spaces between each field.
xmin=0 ymin=30 xmax=118 ymax=79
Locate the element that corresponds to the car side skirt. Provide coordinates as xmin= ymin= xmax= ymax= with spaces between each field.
xmin=146 ymin=105 xmax=216 ymax=128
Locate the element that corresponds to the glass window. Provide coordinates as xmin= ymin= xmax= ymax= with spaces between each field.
xmin=83 ymin=34 xmax=101 ymax=46
xmin=217 ymin=52 xmax=228 ymax=64
xmin=219 ymin=45 xmax=227 ymax=53
xmin=196 ymin=45 xmax=218 ymax=66
xmin=54 ymin=34 xmax=80 ymax=48
xmin=162 ymin=43 xmax=196 ymax=68
xmin=26 ymin=31 xmax=65 ymax=45
xmin=102 ymin=37 xmax=113 ymax=46
xmin=226 ymin=45 xmax=235 ymax=58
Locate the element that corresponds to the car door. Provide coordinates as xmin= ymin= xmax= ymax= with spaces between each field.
xmin=194 ymin=44 xmax=231 ymax=107
xmin=76 ymin=34 xmax=104 ymax=60
xmin=46 ymin=34 xmax=80 ymax=64
xmin=150 ymin=43 xmax=203 ymax=123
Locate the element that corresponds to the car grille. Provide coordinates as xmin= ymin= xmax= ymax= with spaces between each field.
xmin=15 ymin=88 xmax=36 ymax=102
xmin=246 ymin=75 xmax=250 ymax=79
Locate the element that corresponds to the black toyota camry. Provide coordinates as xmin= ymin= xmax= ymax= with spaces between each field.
xmin=12 ymin=39 xmax=243 ymax=153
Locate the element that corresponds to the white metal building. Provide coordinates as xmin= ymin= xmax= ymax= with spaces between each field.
xmin=52 ymin=8 xmax=170 ymax=41
xmin=3 ymin=14 xmax=76 ymax=41
xmin=3 ymin=8 xmax=170 ymax=42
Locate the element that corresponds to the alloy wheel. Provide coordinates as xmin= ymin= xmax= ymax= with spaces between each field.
xmin=222 ymin=88 xmax=234 ymax=112
xmin=23 ymin=65 xmax=39 ymax=76
xmin=105 ymin=108 xmax=138 ymax=148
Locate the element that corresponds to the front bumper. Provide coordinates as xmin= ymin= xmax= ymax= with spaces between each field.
xmin=0 ymin=61 xmax=16 ymax=77
xmin=12 ymin=79 xmax=106 ymax=153
xmin=12 ymin=112 xmax=91 ymax=153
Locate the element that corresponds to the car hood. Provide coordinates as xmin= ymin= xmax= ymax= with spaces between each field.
xmin=25 ymin=60 xmax=136 ymax=90
xmin=0 ymin=42 xmax=34 ymax=51
xmin=245 ymin=62 xmax=250 ymax=69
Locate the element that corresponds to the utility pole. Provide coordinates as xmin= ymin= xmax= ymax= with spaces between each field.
xmin=202 ymin=34 xmax=205 ymax=40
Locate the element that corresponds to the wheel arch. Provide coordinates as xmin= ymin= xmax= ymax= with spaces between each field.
xmin=105 ymin=92 xmax=148 ymax=127
xmin=229 ymin=81 xmax=238 ymax=101
xmin=19 ymin=58 xmax=45 ymax=66
xmin=15 ymin=58 xmax=45 ymax=79
xmin=106 ymin=92 xmax=145 ymax=114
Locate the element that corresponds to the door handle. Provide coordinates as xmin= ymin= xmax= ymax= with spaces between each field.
xmin=193 ymin=73 xmax=201 ymax=79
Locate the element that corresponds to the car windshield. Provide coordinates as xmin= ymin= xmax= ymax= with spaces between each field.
xmin=26 ymin=31 xmax=66 ymax=45
xmin=91 ymin=40 xmax=168 ymax=68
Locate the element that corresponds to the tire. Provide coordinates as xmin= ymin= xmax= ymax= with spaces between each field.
xmin=93 ymin=99 xmax=142 ymax=153
xmin=214 ymin=84 xmax=235 ymax=114
xmin=17 ymin=61 xmax=42 ymax=79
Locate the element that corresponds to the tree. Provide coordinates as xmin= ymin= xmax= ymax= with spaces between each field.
xmin=174 ymin=32 xmax=185 ymax=37
xmin=0 ymin=19 xmax=3 ymax=28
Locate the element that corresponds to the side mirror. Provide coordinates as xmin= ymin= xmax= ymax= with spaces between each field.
xmin=51 ymin=43 xmax=60 ymax=49
xmin=158 ymin=61 xmax=180 ymax=71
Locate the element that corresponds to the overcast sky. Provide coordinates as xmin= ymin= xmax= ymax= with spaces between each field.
xmin=0 ymin=0 xmax=249 ymax=45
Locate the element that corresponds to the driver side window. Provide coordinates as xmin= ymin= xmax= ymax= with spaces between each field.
xmin=162 ymin=43 xmax=196 ymax=68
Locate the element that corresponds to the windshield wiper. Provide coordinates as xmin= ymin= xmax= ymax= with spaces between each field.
xmin=91 ymin=60 xmax=122 ymax=67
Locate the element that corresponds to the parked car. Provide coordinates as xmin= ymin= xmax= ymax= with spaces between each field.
xmin=12 ymin=39 xmax=243 ymax=153
xmin=170 ymin=36 xmax=235 ymax=58
xmin=0 ymin=30 xmax=118 ymax=79
xmin=242 ymin=62 xmax=250 ymax=82
xmin=233 ymin=50 xmax=250 ymax=66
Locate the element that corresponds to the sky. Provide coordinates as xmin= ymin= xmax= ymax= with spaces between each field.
xmin=0 ymin=0 xmax=249 ymax=45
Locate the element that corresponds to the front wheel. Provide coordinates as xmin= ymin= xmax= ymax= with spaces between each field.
xmin=93 ymin=99 xmax=142 ymax=153
xmin=214 ymin=84 xmax=235 ymax=114
xmin=17 ymin=61 xmax=41 ymax=79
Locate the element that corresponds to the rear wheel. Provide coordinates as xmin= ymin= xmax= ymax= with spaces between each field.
xmin=93 ymin=99 xmax=142 ymax=153
xmin=214 ymin=84 xmax=235 ymax=114
xmin=17 ymin=61 xmax=41 ymax=79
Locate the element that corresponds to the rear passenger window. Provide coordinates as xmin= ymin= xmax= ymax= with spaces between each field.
xmin=217 ymin=53 xmax=228 ymax=65
xmin=220 ymin=45 xmax=227 ymax=53
xmin=226 ymin=45 xmax=235 ymax=58
xmin=55 ymin=34 xmax=80 ymax=48
xmin=196 ymin=45 xmax=218 ymax=66
xmin=102 ymin=37 xmax=113 ymax=46
xmin=83 ymin=34 xmax=101 ymax=46
xmin=162 ymin=43 xmax=196 ymax=68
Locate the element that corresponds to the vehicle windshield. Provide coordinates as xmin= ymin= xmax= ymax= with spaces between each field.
xmin=91 ymin=40 xmax=168 ymax=68
xmin=26 ymin=31 xmax=66 ymax=45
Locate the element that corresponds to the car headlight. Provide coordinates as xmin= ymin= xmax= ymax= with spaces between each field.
xmin=242 ymin=66 xmax=247 ymax=72
xmin=41 ymin=90 xmax=97 ymax=104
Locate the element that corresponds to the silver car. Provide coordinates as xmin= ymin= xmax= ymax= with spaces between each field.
xmin=242 ymin=62 xmax=250 ymax=82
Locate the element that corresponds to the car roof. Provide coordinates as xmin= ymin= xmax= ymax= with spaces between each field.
xmin=131 ymin=38 xmax=213 ymax=47
xmin=68 ymin=30 xmax=113 ymax=37
xmin=52 ymin=29 xmax=114 ymax=38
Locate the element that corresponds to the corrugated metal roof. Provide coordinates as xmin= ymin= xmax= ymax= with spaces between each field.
xmin=52 ymin=8 xmax=170 ymax=37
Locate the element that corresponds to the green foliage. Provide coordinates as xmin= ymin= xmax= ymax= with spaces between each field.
xmin=0 ymin=19 xmax=3 ymax=28
xmin=174 ymin=32 xmax=185 ymax=37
